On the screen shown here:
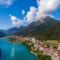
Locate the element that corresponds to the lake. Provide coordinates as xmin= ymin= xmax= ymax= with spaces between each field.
xmin=0 ymin=38 xmax=37 ymax=60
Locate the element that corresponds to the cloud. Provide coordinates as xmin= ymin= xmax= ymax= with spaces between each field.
xmin=37 ymin=0 xmax=60 ymax=18
xmin=21 ymin=10 xmax=25 ymax=15
xmin=0 ymin=0 xmax=13 ymax=7
xmin=26 ymin=0 xmax=60 ymax=23
xmin=9 ymin=15 xmax=23 ymax=27
xmin=26 ymin=6 xmax=37 ymax=23
xmin=9 ymin=0 xmax=60 ymax=27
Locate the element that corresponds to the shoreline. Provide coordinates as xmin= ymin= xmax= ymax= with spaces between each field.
xmin=30 ymin=51 xmax=37 ymax=56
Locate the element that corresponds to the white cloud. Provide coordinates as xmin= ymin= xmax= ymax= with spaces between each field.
xmin=9 ymin=15 xmax=23 ymax=27
xmin=0 ymin=0 xmax=13 ymax=7
xmin=21 ymin=10 xmax=25 ymax=15
xmin=26 ymin=6 xmax=37 ymax=23
xmin=37 ymin=0 xmax=60 ymax=18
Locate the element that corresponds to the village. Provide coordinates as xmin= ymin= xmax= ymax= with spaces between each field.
xmin=30 ymin=37 xmax=60 ymax=60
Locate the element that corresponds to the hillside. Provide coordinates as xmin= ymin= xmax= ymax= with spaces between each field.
xmin=1 ymin=16 xmax=60 ymax=40
xmin=0 ymin=31 xmax=6 ymax=37
xmin=14 ymin=17 xmax=60 ymax=40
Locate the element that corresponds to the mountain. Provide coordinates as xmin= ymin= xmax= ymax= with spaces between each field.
xmin=6 ymin=27 xmax=20 ymax=35
xmin=0 ymin=29 xmax=7 ymax=34
xmin=14 ymin=16 xmax=60 ymax=40
xmin=0 ymin=31 xmax=6 ymax=37
xmin=3 ymin=16 xmax=60 ymax=40
xmin=6 ymin=26 xmax=25 ymax=35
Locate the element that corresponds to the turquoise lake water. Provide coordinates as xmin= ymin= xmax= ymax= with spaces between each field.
xmin=0 ymin=38 xmax=37 ymax=60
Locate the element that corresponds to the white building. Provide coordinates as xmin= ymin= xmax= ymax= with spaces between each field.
xmin=58 ymin=45 xmax=60 ymax=50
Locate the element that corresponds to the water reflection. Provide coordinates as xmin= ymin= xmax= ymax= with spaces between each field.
xmin=10 ymin=46 xmax=15 ymax=58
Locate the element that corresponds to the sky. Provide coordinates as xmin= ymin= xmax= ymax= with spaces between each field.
xmin=0 ymin=0 xmax=60 ymax=29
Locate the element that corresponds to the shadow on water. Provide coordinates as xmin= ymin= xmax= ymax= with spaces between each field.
xmin=0 ymin=48 xmax=1 ymax=59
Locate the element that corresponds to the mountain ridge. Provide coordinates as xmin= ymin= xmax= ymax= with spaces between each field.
xmin=0 ymin=16 xmax=60 ymax=40
xmin=14 ymin=16 xmax=60 ymax=40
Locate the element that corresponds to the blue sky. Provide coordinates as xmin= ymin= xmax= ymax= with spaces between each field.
xmin=0 ymin=0 xmax=60 ymax=29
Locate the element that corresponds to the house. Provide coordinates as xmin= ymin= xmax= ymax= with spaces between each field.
xmin=58 ymin=45 xmax=60 ymax=50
